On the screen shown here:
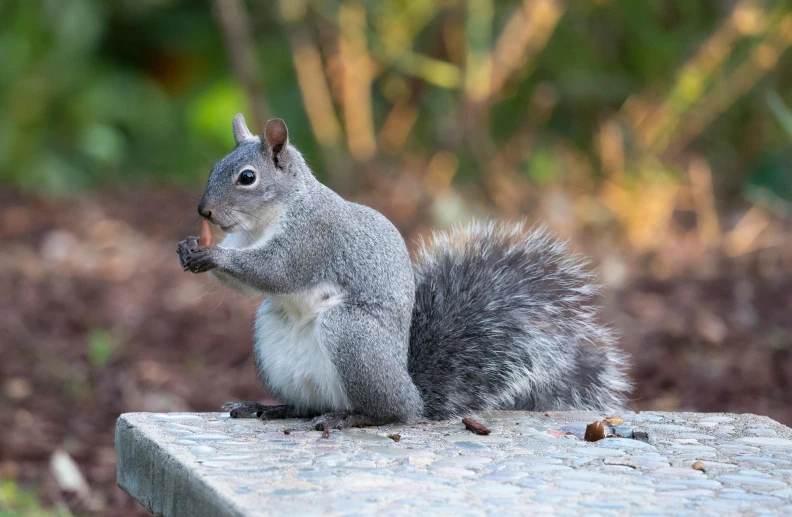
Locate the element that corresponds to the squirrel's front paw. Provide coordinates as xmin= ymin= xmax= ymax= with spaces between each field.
xmin=177 ymin=237 xmax=219 ymax=273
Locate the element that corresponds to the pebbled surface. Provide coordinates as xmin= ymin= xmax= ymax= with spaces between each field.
xmin=116 ymin=411 xmax=792 ymax=516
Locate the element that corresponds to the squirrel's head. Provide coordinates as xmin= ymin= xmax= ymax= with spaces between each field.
xmin=198 ymin=114 xmax=305 ymax=233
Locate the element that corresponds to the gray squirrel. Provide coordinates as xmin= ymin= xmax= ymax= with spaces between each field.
xmin=177 ymin=114 xmax=631 ymax=430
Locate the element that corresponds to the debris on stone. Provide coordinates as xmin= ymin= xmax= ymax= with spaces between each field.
xmin=583 ymin=418 xmax=643 ymax=442
xmin=692 ymin=460 xmax=706 ymax=471
xmin=462 ymin=418 xmax=491 ymax=435
xmin=283 ymin=429 xmax=291 ymax=435
xmin=613 ymin=425 xmax=635 ymax=438
xmin=584 ymin=421 xmax=606 ymax=442
xmin=388 ymin=433 xmax=401 ymax=442
xmin=321 ymin=428 xmax=330 ymax=439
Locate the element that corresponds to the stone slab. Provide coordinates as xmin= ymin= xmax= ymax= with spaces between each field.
xmin=116 ymin=411 xmax=792 ymax=516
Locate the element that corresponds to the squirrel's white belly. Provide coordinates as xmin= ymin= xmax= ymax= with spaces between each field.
xmin=253 ymin=284 xmax=350 ymax=412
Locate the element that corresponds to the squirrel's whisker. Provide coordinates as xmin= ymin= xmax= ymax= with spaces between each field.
xmin=226 ymin=210 xmax=255 ymax=244
xmin=229 ymin=207 xmax=266 ymax=224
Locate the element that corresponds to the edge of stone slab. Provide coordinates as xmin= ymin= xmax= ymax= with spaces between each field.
xmin=116 ymin=413 xmax=248 ymax=517
xmin=115 ymin=410 xmax=792 ymax=516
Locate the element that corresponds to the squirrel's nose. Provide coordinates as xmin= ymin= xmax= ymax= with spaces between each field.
xmin=198 ymin=203 xmax=212 ymax=220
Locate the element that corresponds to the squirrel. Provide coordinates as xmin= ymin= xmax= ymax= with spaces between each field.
xmin=177 ymin=114 xmax=631 ymax=430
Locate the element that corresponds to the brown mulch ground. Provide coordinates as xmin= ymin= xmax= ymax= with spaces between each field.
xmin=1 ymin=189 xmax=791 ymax=516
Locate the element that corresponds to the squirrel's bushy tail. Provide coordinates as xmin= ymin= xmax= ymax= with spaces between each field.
xmin=408 ymin=221 xmax=631 ymax=419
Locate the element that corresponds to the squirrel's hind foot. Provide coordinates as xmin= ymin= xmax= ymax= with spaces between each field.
xmin=223 ymin=402 xmax=319 ymax=420
xmin=311 ymin=412 xmax=389 ymax=430
xmin=222 ymin=401 xmax=269 ymax=418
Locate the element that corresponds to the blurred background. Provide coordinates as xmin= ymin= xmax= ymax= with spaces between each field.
xmin=1 ymin=0 xmax=792 ymax=514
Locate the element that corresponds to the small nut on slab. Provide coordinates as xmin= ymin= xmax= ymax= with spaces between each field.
xmin=462 ymin=418 xmax=491 ymax=435
xmin=692 ymin=461 xmax=706 ymax=471
xmin=199 ymin=219 xmax=213 ymax=246
xmin=584 ymin=421 xmax=606 ymax=442
xmin=388 ymin=434 xmax=401 ymax=442
xmin=604 ymin=417 xmax=623 ymax=425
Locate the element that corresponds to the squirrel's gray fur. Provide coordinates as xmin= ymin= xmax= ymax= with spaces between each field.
xmin=177 ymin=114 xmax=631 ymax=429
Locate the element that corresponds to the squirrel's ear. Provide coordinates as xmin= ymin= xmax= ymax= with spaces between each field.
xmin=263 ymin=118 xmax=289 ymax=165
xmin=232 ymin=113 xmax=255 ymax=145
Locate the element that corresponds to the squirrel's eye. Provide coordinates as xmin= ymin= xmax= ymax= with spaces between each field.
xmin=237 ymin=169 xmax=256 ymax=186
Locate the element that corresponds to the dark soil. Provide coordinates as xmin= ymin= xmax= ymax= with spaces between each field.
xmin=1 ymin=189 xmax=790 ymax=515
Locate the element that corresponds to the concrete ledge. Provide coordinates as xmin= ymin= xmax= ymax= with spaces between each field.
xmin=116 ymin=414 xmax=248 ymax=517
xmin=116 ymin=411 xmax=792 ymax=516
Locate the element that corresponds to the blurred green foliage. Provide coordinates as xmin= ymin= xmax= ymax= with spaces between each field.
xmin=0 ymin=480 xmax=71 ymax=517
xmin=0 ymin=0 xmax=790 ymax=201
xmin=87 ymin=328 xmax=116 ymax=369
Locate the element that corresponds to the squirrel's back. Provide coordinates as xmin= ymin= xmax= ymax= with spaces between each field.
xmin=408 ymin=221 xmax=631 ymax=419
